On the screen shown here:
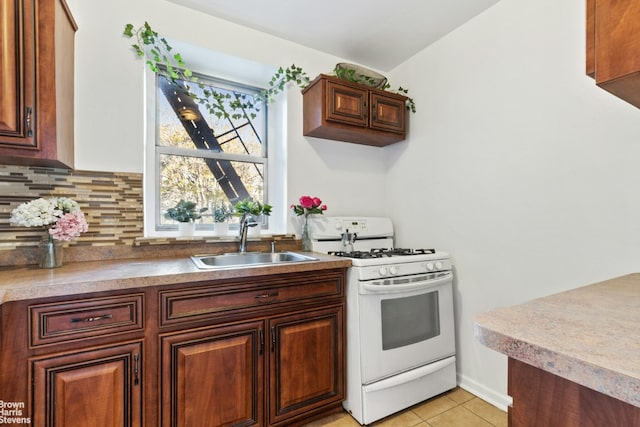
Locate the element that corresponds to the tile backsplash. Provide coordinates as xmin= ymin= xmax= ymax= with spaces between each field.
xmin=0 ymin=164 xmax=298 ymax=266
xmin=0 ymin=165 xmax=143 ymax=249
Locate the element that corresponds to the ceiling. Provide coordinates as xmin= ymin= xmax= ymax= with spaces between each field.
xmin=165 ymin=0 xmax=501 ymax=72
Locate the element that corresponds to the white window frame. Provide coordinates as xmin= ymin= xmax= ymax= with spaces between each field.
xmin=143 ymin=45 xmax=287 ymax=238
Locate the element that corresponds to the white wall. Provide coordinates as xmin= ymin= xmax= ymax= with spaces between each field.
xmin=64 ymin=0 xmax=391 ymax=223
xmin=65 ymin=0 xmax=640 ymax=409
xmin=386 ymin=0 xmax=640 ymax=408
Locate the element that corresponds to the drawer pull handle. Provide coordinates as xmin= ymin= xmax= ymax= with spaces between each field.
xmin=70 ymin=314 xmax=113 ymax=323
xmin=255 ymin=292 xmax=279 ymax=299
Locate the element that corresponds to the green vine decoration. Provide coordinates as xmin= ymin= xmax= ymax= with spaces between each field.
xmin=333 ymin=66 xmax=416 ymax=113
xmin=123 ymin=22 xmax=309 ymax=120
xmin=123 ymin=22 xmax=414 ymax=119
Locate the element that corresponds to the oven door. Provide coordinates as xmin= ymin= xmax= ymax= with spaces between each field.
xmin=358 ymin=271 xmax=455 ymax=384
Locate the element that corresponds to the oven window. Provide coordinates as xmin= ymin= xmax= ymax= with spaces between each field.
xmin=381 ymin=291 xmax=440 ymax=350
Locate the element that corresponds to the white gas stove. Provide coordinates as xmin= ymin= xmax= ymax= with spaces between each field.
xmin=309 ymin=216 xmax=457 ymax=425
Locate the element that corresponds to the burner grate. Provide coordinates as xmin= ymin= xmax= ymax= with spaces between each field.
xmin=328 ymin=248 xmax=436 ymax=259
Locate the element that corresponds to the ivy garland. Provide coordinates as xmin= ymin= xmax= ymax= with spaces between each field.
xmin=123 ymin=22 xmax=415 ymax=119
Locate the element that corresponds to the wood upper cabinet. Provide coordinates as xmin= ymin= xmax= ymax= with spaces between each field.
xmin=31 ymin=342 xmax=143 ymax=427
xmin=0 ymin=0 xmax=77 ymax=168
xmin=586 ymin=0 xmax=640 ymax=108
xmin=303 ymin=74 xmax=407 ymax=147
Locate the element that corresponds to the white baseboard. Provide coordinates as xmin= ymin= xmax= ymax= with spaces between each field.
xmin=457 ymin=373 xmax=512 ymax=412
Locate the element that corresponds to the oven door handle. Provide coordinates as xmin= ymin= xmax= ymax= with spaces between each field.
xmin=364 ymin=356 xmax=456 ymax=392
xmin=360 ymin=272 xmax=452 ymax=294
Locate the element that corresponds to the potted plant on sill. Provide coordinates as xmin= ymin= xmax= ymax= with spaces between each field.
xmin=233 ymin=198 xmax=272 ymax=237
xmin=213 ymin=202 xmax=233 ymax=236
xmin=165 ymin=199 xmax=207 ymax=237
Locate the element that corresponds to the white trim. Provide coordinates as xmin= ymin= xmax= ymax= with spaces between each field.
xmin=457 ymin=373 xmax=512 ymax=412
xmin=142 ymin=48 xmax=287 ymax=238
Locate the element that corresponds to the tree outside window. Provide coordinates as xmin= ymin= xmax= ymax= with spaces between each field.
xmin=155 ymin=73 xmax=268 ymax=230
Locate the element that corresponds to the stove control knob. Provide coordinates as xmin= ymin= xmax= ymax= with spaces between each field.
xmin=378 ymin=267 xmax=388 ymax=276
xmin=435 ymin=261 xmax=444 ymax=270
xmin=335 ymin=222 xmax=343 ymax=230
xmin=426 ymin=262 xmax=435 ymax=271
xmin=389 ymin=266 xmax=398 ymax=275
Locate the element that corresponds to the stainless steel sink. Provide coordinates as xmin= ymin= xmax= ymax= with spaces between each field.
xmin=190 ymin=251 xmax=318 ymax=269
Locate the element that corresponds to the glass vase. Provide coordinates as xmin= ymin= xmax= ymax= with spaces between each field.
xmin=301 ymin=217 xmax=312 ymax=252
xmin=39 ymin=238 xmax=63 ymax=268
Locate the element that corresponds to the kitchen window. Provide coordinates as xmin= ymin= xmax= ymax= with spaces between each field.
xmin=143 ymin=52 xmax=286 ymax=237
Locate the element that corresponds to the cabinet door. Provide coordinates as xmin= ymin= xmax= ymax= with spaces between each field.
xmin=160 ymin=321 xmax=264 ymax=427
xmin=592 ymin=0 xmax=640 ymax=108
xmin=268 ymin=306 xmax=344 ymax=425
xmin=0 ymin=0 xmax=36 ymax=148
xmin=0 ymin=0 xmax=76 ymax=167
xmin=326 ymin=80 xmax=368 ymax=127
xmin=31 ymin=341 xmax=143 ymax=427
xmin=370 ymin=92 xmax=406 ymax=133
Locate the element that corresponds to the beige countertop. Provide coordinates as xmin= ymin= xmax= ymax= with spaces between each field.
xmin=475 ymin=273 xmax=640 ymax=408
xmin=0 ymin=252 xmax=351 ymax=304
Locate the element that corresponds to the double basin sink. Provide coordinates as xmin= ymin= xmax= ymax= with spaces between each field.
xmin=191 ymin=251 xmax=318 ymax=270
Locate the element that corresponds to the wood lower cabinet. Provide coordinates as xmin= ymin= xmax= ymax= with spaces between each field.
xmin=269 ymin=307 xmax=344 ymax=425
xmin=31 ymin=342 xmax=143 ymax=427
xmin=0 ymin=267 xmax=346 ymax=427
xmin=586 ymin=0 xmax=640 ymax=109
xmin=160 ymin=293 xmax=345 ymax=427
xmin=303 ymin=74 xmax=407 ymax=147
xmin=0 ymin=0 xmax=77 ymax=168
xmin=160 ymin=321 xmax=264 ymax=427
xmin=508 ymin=357 xmax=640 ymax=426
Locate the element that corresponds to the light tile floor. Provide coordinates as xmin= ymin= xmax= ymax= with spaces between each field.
xmin=305 ymin=388 xmax=508 ymax=427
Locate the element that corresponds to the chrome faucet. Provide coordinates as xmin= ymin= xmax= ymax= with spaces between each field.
xmin=238 ymin=213 xmax=254 ymax=253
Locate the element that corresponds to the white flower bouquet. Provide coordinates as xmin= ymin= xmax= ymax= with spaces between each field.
xmin=10 ymin=197 xmax=89 ymax=241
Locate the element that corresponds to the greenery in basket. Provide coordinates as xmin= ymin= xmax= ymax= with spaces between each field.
xmin=165 ymin=199 xmax=207 ymax=223
xmin=213 ymin=203 xmax=234 ymax=223
xmin=123 ymin=22 xmax=415 ymax=119
xmin=333 ymin=66 xmax=416 ymax=113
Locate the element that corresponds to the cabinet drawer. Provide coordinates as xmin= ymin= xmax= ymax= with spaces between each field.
xmin=160 ymin=276 xmax=343 ymax=326
xmin=30 ymin=294 xmax=144 ymax=346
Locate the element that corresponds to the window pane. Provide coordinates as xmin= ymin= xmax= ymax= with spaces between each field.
xmin=155 ymin=73 xmax=268 ymax=231
xmin=158 ymin=153 xmax=264 ymax=226
xmin=157 ymin=76 xmax=265 ymax=157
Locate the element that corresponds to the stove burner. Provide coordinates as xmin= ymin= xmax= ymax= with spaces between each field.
xmin=328 ymin=248 xmax=436 ymax=259
xmin=328 ymin=250 xmax=380 ymax=259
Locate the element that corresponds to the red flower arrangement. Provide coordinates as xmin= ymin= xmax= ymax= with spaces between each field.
xmin=290 ymin=196 xmax=327 ymax=217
